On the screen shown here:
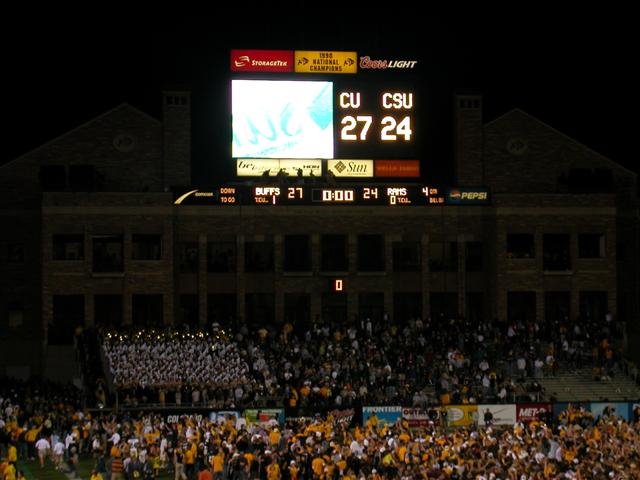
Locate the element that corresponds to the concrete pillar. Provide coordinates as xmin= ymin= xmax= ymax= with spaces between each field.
xmin=85 ymin=293 xmax=94 ymax=327
xmin=198 ymin=234 xmax=208 ymax=325
xmin=123 ymin=293 xmax=132 ymax=326
xmin=535 ymin=289 xmax=544 ymax=324
xmin=348 ymin=292 xmax=358 ymax=325
xmin=384 ymin=235 xmax=393 ymax=319
xmin=236 ymin=235 xmax=246 ymax=324
xmin=422 ymin=233 xmax=430 ymax=320
xmin=457 ymin=235 xmax=466 ymax=318
xmin=274 ymin=235 xmax=284 ymax=323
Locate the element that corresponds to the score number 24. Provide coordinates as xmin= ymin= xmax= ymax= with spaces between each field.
xmin=340 ymin=115 xmax=412 ymax=141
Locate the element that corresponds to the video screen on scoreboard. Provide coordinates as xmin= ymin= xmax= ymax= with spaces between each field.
xmin=232 ymin=80 xmax=334 ymax=159
xmin=231 ymin=79 xmax=418 ymax=161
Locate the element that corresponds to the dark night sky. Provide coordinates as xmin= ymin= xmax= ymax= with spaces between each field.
xmin=3 ymin=14 xmax=637 ymax=185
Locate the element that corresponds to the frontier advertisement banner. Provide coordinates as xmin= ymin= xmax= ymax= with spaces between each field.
xmin=362 ymin=406 xmax=402 ymax=426
xmin=231 ymin=49 xmax=294 ymax=72
xmin=295 ymin=51 xmax=357 ymax=74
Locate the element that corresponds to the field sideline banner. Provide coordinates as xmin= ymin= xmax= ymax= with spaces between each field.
xmin=244 ymin=408 xmax=285 ymax=426
xmin=479 ymin=404 xmax=516 ymax=426
xmin=362 ymin=406 xmax=402 ymax=426
xmin=443 ymin=405 xmax=478 ymax=427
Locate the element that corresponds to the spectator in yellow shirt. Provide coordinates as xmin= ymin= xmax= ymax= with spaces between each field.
xmin=211 ymin=450 xmax=225 ymax=479
xmin=266 ymin=460 xmax=281 ymax=480
xmin=7 ymin=444 xmax=17 ymax=464
xmin=89 ymin=469 xmax=104 ymax=480
xmin=288 ymin=460 xmax=299 ymax=480
xmin=268 ymin=427 xmax=281 ymax=448
xmin=3 ymin=463 xmax=16 ymax=480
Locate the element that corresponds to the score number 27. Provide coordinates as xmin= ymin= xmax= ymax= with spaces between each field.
xmin=340 ymin=115 xmax=412 ymax=141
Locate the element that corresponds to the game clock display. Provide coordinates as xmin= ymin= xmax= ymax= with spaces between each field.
xmin=312 ymin=188 xmax=355 ymax=202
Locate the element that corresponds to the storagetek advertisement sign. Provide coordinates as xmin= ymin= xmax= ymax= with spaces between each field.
xmin=231 ymin=50 xmax=294 ymax=72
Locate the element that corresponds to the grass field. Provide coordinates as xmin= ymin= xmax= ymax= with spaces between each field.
xmin=16 ymin=456 xmax=175 ymax=480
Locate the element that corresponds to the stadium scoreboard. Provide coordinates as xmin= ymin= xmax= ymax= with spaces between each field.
xmin=174 ymin=185 xmax=490 ymax=206
xmin=230 ymin=49 xmax=422 ymax=177
xmin=185 ymin=49 xmax=493 ymax=208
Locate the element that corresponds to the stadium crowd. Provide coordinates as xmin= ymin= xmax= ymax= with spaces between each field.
xmin=100 ymin=310 xmax=625 ymax=412
xmin=0 ymin=312 xmax=638 ymax=479
xmin=1 ymin=382 xmax=640 ymax=479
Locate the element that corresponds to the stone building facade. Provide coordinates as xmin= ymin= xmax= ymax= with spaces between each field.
xmin=1 ymin=91 xmax=637 ymax=377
